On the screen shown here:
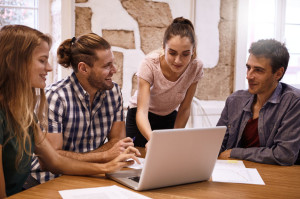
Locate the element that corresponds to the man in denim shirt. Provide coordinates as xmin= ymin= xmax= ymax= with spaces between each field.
xmin=217 ymin=39 xmax=300 ymax=165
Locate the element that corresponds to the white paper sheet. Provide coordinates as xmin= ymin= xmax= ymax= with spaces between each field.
xmin=212 ymin=160 xmax=265 ymax=185
xmin=126 ymin=157 xmax=145 ymax=169
xmin=59 ymin=185 xmax=151 ymax=199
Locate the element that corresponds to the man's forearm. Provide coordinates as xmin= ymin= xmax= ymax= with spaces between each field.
xmin=93 ymin=138 xmax=120 ymax=152
xmin=56 ymin=149 xmax=110 ymax=163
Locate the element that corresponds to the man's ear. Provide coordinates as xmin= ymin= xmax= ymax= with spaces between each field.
xmin=275 ymin=67 xmax=284 ymax=81
xmin=78 ymin=62 xmax=88 ymax=74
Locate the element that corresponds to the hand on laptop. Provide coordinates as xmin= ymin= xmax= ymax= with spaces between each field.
xmin=105 ymin=137 xmax=135 ymax=160
xmin=104 ymin=146 xmax=141 ymax=173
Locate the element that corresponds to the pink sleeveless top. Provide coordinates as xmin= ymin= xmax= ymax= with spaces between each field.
xmin=129 ymin=51 xmax=203 ymax=116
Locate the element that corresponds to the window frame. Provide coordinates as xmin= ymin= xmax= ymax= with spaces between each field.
xmin=235 ymin=0 xmax=300 ymax=90
xmin=0 ymin=0 xmax=50 ymax=32
xmin=38 ymin=0 xmax=50 ymax=34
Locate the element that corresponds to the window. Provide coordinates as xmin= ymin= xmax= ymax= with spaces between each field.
xmin=235 ymin=0 xmax=300 ymax=90
xmin=0 ymin=0 xmax=49 ymax=33
xmin=284 ymin=0 xmax=300 ymax=87
xmin=0 ymin=0 xmax=39 ymax=28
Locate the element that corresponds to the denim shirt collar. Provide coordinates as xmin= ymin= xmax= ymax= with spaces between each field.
xmin=243 ymin=82 xmax=282 ymax=113
xmin=267 ymin=82 xmax=282 ymax=104
xmin=243 ymin=95 xmax=254 ymax=113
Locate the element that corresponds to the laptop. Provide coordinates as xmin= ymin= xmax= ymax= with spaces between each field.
xmin=106 ymin=126 xmax=226 ymax=191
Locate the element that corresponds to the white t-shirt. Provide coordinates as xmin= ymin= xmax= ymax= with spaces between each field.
xmin=129 ymin=52 xmax=204 ymax=116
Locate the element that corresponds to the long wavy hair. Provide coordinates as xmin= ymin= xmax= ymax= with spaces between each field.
xmin=0 ymin=25 xmax=51 ymax=168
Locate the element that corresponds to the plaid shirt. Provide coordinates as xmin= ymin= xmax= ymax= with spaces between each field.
xmin=31 ymin=72 xmax=124 ymax=183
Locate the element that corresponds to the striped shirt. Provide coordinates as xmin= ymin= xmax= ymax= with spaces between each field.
xmin=31 ymin=72 xmax=124 ymax=183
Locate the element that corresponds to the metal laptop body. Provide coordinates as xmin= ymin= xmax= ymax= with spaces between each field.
xmin=106 ymin=126 xmax=226 ymax=191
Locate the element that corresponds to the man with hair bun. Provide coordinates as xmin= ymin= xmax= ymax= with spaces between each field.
xmin=30 ymin=33 xmax=135 ymax=184
xmin=217 ymin=39 xmax=300 ymax=166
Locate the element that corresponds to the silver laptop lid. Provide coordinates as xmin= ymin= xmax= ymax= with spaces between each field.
xmin=138 ymin=126 xmax=226 ymax=190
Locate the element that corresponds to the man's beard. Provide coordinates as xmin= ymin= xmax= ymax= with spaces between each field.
xmin=87 ymin=73 xmax=114 ymax=91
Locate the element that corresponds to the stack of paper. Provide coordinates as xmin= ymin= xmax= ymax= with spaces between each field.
xmin=211 ymin=160 xmax=265 ymax=185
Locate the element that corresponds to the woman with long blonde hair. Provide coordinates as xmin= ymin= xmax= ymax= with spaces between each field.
xmin=0 ymin=25 xmax=140 ymax=198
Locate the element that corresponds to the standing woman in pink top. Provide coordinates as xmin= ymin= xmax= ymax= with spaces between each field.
xmin=126 ymin=17 xmax=204 ymax=148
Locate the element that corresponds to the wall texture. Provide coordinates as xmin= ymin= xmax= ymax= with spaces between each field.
xmin=74 ymin=0 xmax=237 ymax=103
xmin=196 ymin=0 xmax=237 ymax=100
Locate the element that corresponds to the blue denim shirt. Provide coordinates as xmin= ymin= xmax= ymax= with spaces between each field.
xmin=217 ymin=83 xmax=300 ymax=165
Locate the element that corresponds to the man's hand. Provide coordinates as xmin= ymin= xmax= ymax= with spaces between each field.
xmin=218 ymin=149 xmax=232 ymax=159
xmin=104 ymin=146 xmax=141 ymax=173
xmin=104 ymin=137 xmax=134 ymax=161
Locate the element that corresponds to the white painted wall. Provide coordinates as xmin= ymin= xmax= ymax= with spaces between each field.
xmin=154 ymin=0 xmax=194 ymax=19
xmin=38 ymin=0 xmax=50 ymax=34
xmin=195 ymin=0 xmax=220 ymax=68
xmin=235 ymin=0 xmax=249 ymax=91
xmin=58 ymin=0 xmax=75 ymax=80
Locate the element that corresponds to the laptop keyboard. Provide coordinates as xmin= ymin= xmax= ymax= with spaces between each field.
xmin=129 ymin=176 xmax=140 ymax=183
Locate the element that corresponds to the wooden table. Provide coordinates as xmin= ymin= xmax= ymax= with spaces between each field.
xmin=8 ymin=148 xmax=300 ymax=199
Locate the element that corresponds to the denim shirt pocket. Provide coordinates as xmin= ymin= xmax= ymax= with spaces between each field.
xmin=227 ymin=123 xmax=236 ymax=137
xmin=227 ymin=121 xmax=240 ymax=148
xmin=263 ymin=121 xmax=276 ymax=146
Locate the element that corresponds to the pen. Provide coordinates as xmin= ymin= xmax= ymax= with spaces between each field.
xmin=132 ymin=136 xmax=136 ymax=142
